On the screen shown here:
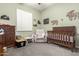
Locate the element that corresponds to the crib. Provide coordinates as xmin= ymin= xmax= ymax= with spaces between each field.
xmin=47 ymin=26 xmax=76 ymax=50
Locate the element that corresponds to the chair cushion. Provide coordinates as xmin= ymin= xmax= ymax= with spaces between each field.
xmin=16 ymin=35 xmax=27 ymax=42
xmin=16 ymin=36 xmax=22 ymax=40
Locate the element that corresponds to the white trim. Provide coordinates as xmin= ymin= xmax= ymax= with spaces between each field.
xmin=76 ymin=45 xmax=79 ymax=48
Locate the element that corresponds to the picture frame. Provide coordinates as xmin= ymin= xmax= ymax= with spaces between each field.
xmin=33 ymin=24 xmax=37 ymax=27
xmin=43 ymin=18 xmax=49 ymax=24
xmin=0 ymin=15 xmax=10 ymax=20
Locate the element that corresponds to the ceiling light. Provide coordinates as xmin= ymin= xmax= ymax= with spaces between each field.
xmin=38 ymin=3 xmax=41 ymax=5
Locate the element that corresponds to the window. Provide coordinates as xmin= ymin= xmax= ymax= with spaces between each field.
xmin=16 ymin=9 xmax=32 ymax=31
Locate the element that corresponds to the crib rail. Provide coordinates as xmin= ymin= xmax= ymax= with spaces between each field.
xmin=47 ymin=26 xmax=76 ymax=49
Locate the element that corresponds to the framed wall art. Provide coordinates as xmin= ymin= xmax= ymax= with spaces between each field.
xmin=0 ymin=15 xmax=10 ymax=20
xmin=43 ymin=18 xmax=49 ymax=24
xmin=51 ymin=20 xmax=58 ymax=25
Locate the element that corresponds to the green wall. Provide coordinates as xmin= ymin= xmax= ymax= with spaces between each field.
xmin=41 ymin=3 xmax=79 ymax=47
xmin=0 ymin=3 xmax=41 ymax=37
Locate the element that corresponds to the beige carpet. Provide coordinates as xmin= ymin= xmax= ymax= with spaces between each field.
xmin=6 ymin=43 xmax=79 ymax=56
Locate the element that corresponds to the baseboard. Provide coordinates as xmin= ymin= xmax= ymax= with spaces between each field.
xmin=76 ymin=45 xmax=79 ymax=48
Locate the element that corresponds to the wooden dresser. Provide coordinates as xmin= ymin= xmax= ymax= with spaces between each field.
xmin=0 ymin=25 xmax=15 ymax=47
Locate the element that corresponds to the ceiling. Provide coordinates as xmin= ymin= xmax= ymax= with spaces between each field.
xmin=24 ymin=3 xmax=53 ymax=11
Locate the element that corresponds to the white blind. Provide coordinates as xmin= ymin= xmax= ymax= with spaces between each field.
xmin=17 ymin=9 xmax=32 ymax=31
